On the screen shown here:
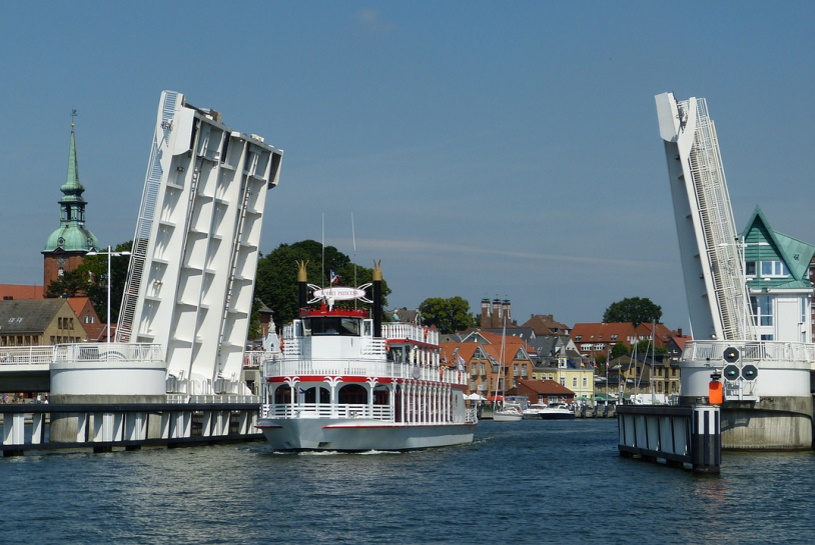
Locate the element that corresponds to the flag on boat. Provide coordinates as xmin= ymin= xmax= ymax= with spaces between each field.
xmin=330 ymin=270 xmax=340 ymax=284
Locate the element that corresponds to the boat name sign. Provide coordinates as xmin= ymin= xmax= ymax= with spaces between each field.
xmin=312 ymin=287 xmax=367 ymax=301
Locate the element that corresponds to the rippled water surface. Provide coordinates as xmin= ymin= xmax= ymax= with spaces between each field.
xmin=2 ymin=418 xmax=814 ymax=544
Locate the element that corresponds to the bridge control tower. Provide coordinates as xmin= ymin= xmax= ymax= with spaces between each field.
xmin=656 ymin=92 xmax=813 ymax=449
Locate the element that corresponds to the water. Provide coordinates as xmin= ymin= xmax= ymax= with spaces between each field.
xmin=2 ymin=418 xmax=814 ymax=544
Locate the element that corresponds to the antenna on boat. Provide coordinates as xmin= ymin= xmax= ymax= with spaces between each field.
xmin=352 ymin=212 xmax=357 ymax=282
xmin=321 ymin=213 xmax=326 ymax=287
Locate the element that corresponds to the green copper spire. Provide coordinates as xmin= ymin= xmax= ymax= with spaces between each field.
xmin=43 ymin=113 xmax=100 ymax=253
xmin=59 ymin=129 xmax=84 ymax=198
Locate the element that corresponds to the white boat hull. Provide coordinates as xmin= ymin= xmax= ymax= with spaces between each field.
xmin=257 ymin=417 xmax=476 ymax=451
xmin=538 ymin=409 xmax=575 ymax=420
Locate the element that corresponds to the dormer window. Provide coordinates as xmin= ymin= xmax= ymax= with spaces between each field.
xmin=760 ymin=260 xmax=789 ymax=277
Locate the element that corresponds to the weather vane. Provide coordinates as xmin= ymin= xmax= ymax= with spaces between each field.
xmin=70 ymin=109 xmax=77 ymax=129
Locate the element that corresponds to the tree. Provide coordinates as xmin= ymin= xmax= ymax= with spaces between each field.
xmin=635 ymin=339 xmax=668 ymax=355
xmin=602 ymin=297 xmax=662 ymax=326
xmin=418 ymin=296 xmax=474 ymax=334
xmin=254 ymin=240 xmax=390 ymax=327
xmin=610 ymin=342 xmax=629 ymax=360
xmin=45 ymin=241 xmax=132 ymax=324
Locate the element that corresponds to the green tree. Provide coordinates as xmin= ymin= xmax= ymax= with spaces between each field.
xmin=254 ymin=240 xmax=390 ymax=327
xmin=45 ymin=241 xmax=132 ymax=324
xmin=602 ymin=297 xmax=662 ymax=326
xmin=418 ymin=296 xmax=474 ymax=334
xmin=635 ymin=339 xmax=668 ymax=355
xmin=610 ymin=342 xmax=629 ymax=360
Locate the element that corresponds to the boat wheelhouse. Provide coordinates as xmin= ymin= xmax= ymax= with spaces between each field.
xmin=256 ymin=262 xmax=477 ymax=451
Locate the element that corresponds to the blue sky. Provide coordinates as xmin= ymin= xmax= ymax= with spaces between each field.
xmin=1 ymin=2 xmax=813 ymax=332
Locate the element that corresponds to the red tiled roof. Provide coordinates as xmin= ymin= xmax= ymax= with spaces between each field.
xmin=571 ymin=322 xmax=676 ymax=348
xmin=517 ymin=378 xmax=574 ymax=395
xmin=0 ymin=284 xmax=44 ymax=300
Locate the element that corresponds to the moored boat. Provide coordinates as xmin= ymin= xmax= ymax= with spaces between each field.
xmin=522 ymin=403 xmax=546 ymax=418
xmin=256 ymin=262 xmax=477 ymax=451
xmin=538 ymin=403 xmax=575 ymax=420
xmin=493 ymin=402 xmax=524 ymax=422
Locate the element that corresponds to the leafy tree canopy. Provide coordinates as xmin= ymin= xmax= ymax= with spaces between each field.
xmin=635 ymin=339 xmax=668 ymax=355
xmin=45 ymin=241 xmax=132 ymax=324
xmin=254 ymin=240 xmax=390 ymax=327
xmin=610 ymin=342 xmax=629 ymax=360
xmin=602 ymin=297 xmax=662 ymax=326
xmin=418 ymin=296 xmax=475 ymax=334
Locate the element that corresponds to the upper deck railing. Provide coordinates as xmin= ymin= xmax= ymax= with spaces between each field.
xmin=262 ymin=356 xmax=467 ymax=385
xmin=382 ymin=323 xmax=439 ymax=345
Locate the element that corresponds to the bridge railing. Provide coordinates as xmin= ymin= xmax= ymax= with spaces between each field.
xmin=682 ymin=340 xmax=815 ymax=367
xmin=53 ymin=343 xmax=164 ymax=363
xmin=0 ymin=346 xmax=55 ymax=366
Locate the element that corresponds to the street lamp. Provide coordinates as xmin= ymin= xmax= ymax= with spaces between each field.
xmin=86 ymin=246 xmax=131 ymax=348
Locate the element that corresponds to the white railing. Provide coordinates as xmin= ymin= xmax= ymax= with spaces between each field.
xmin=382 ymin=323 xmax=438 ymax=345
xmin=262 ymin=357 xmax=468 ymax=385
xmin=261 ymin=403 xmax=393 ymax=420
xmin=52 ymin=343 xmax=164 ymax=364
xmin=280 ymin=337 xmax=387 ymax=358
xmin=243 ymin=350 xmax=267 ymax=368
xmin=0 ymin=346 xmax=54 ymax=366
xmin=167 ymin=394 xmax=260 ymax=404
xmin=682 ymin=340 xmax=815 ymax=368
xmin=684 ymin=97 xmax=753 ymax=341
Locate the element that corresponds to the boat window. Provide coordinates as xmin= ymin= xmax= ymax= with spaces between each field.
xmin=338 ymin=384 xmax=367 ymax=404
xmin=306 ymin=317 xmax=362 ymax=336
xmin=301 ymin=386 xmax=330 ymax=404
xmin=274 ymin=384 xmax=293 ymax=404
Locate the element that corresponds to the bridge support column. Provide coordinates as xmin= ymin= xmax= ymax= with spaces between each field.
xmin=691 ymin=406 xmax=721 ymax=474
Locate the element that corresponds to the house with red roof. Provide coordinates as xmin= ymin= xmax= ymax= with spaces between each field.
xmin=570 ymin=322 xmax=681 ymax=362
xmin=0 ymin=284 xmax=45 ymax=301
xmin=508 ymin=378 xmax=575 ymax=406
xmin=441 ymin=329 xmax=535 ymax=398
xmin=66 ymin=297 xmax=104 ymax=342
xmin=520 ymin=314 xmax=571 ymax=335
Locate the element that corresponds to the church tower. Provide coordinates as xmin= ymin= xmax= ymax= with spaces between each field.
xmin=42 ymin=115 xmax=100 ymax=294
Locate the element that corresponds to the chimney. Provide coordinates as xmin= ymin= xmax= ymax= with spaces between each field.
xmin=502 ymin=299 xmax=511 ymax=324
xmin=481 ymin=298 xmax=490 ymax=329
xmin=493 ymin=298 xmax=502 ymax=328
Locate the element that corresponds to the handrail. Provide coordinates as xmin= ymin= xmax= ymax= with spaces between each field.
xmin=262 ymin=358 xmax=468 ymax=385
xmin=682 ymin=340 xmax=815 ymax=366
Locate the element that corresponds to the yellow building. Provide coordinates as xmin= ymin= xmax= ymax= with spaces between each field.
xmin=0 ymin=299 xmax=84 ymax=346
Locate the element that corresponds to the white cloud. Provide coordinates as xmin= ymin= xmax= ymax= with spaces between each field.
xmin=355 ymin=9 xmax=394 ymax=33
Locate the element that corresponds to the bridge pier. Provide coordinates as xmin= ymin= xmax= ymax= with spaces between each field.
xmin=1 ymin=400 xmax=264 ymax=456
xmin=618 ymin=404 xmax=721 ymax=474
